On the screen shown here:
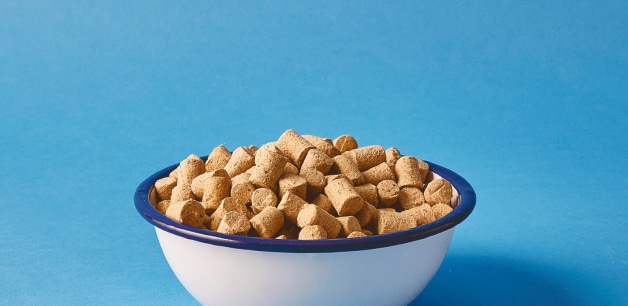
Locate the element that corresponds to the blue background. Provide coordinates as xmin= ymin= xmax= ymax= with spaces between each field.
xmin=1 ymin=1 xmax=626 ymax=305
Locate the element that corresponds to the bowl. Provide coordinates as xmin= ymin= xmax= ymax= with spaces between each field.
xmin=135 ymin=159 xmax=475 ymax=306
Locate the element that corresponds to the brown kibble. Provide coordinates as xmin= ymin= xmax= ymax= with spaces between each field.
xmin=297 ymin=204 xmax=342 ymax=239
xmin=154 ymin=200 xmax=170 ymax=214
xmin=302 ymin=134 xmax=340 ymax=157
xmin=301 ymin=168 xmax=326 ymax=199
xmin=432 ymin=203 xmax=453 ymax=219
xmin=337 ymin=216 xmax=361 ymax=238
xmin=354 ymin=202 xmax=377 ymax=228
xmin=250 ymin=187 xmax=278 ymax=214
xmin=395 ymin=156 xmax=424 ymax=188
xmin=277 ymin=191 xmax=308 ymax=224
xmin=377 ymin=210 xmax=416 ymax=235
xmin=377 ymin=180 xmax=400 ymax=207
xmin=331 ymin=153 xmax=364 ymax=185
xmin=416 ymin=159 xmax=430 ymax=183
xmin=200 ymin=175 xmax=232 ymax=213
xmin=230 ymin=173 xmax=255 ymax=205
xmin=424 ymin=179 xmax=453 ymax=205
xmin=275 ymin=222 xmax=300 ymax=240
xmin=217 ymin=211 xmax=251 ymax=236
xmin=250 ymin=206 xmax=284 ymax=238
xmin=349 ymin=145 xmax=386 ymax=171
xmin=223 ymin=146 xmax=255 ymax=178
xmin=403 ymin=203 xmax=436 ymax=226
xmin=333 ymin=135 xmax=358 ymax=153
xmin=249 ymin=144 xmax=288 ymax=189
xmin=275 ymin=129 xmax=315 ymax=167
xmin=311 ymin=194 xmax=336 ymax=215
xmin=283 ymin=162 xmax=299 ymax=175
xmin=178 ymin=154 xmax=206 ymax=186
xmin=205 ymin=144 xmax=231 ymax=172
xmin=353 ymin=183 xmax=378 ymax=206
xmin=207 ymin=197 xmax=249 ymax=231
xmin=362 ymin=162 xmax=396 ymax=185
xmin=170 ymin=183 xmax=195 ymax=202
xmin=347 ymin=231 xmax=367 ymax=238
xmin=298 ymin=225 xmax=327 ymax=240
xmin=398 ymin=187 xmax=425 ymax=210
xmin=385 ymin=147 xmax=402 ymax=167
xmin=191 ymin=169 xmax=230 ymax=199
xmin=324 ymin=176 xmax=365 ymax=216
xmin=300 ymin=149 xmax=334 ymax=175
xmin=278 ymin=173 xmax=307 ymax=199
xmin=165 ymin=199 xmax=207 ymax=228
xmin=361 ymin=229 xmax=373 ymax=236
xmin=154 ymin=177 xmax=177 ymax=201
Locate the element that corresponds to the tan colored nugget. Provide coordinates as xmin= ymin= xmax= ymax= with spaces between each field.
xmin=353 ymin=183 xmax=378 ymax=206
xmin=399 ymin=187 xmax=425 ymax=210
xmin=178 ymin=154 xmax=206 ymax=185
xmin=275 ymin=129 xmax=315 ymax=167
xmin=347 ymin=231 xmax=367 ymax=238
xmin=275 ymin=222 xmax=300 ymax=240
xmin=297 ymin=204 xmax=342 ymax=239
xmin=154 ymin=177 xmax=177 ymax=201
xmin=165 ymin=199 xmax=207 ymax=228
xmin=200 ymin=175 xmax=232 ymax=213
xmin=362 ymin=162 xmax=396 ymax=185
xmin=205 ymin=144 xmax=231 ymax=172
xmin=302 ymin=134 xmax=340 ymax=157
xmin=349 ymin=145 xmax=386 ymax=171
xmin=191 ymin=169 xmax=229 ymax=199
xmin=337 ymin=216 xmax=361 ymax=238
xmin=278 ymin=173 xmax=307 ymax=199
xmin=249 ymin=144 xmax=288 ymax=189
xmin=298 ymin=225 xmax=327 ymax=240
xmin=385 ymin=147 xmax=402 ymax=167
xmin=250 ymin=206 xmax=284 ymax=238
xmin=223 ymin=146 xmax=255 ymax=178
xmin=311 ymin=193 xmax=336 ymax=215
xmin=170 ymin=183 xmax=195 ymax=202
xmin=231 ymin=173 xmax=255 ymax=205
xmin=324 ymin=177 xmax=365 ymax=216
xmin=207 ymin=197 xmax=249 ymax=231
xmin=250 ymin=187 xmax=278 ymax=214
xmin=395 ymin=156 xmax=425 ymax=188
xmin=217 ymin=211 xmax=251 ymax=236
xmin=354 ymin=202 xmax=377 ymax=228
xmin=403 ymin=203 xmax=436 ymax=226
xmin=377 ymin=210 xmax=416 ymax=235
xmin=432 ymin=203 xmax=453 ymax=219
xmin=416 ymin=159 xmax=430 ymax=183
xmin=331 ymin=153 xmax=364 ymax=185
xmin=301 ymin=168 xmax=326 ymax=199
xmin=376 ymin=180 xmax=400 ymax=207
xmin=154 ymin=200 xmax=170 ymax=214
xmin=283 ymin=162 xmax=299 ymax=175
xmin=333 ymin=135 xmax=358 ymax=153
xmin=300 ymin=149 xmax=334 ymax=175
xmin=424 ymin=178 xmax=453 ymax=205
xmin=277 ymin=191 xmax=308 ymax=224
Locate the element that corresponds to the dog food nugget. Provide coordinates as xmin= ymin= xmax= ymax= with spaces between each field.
xmin=250 ymin=206 xmax=284 ymax=238
xmin=424 ymin=178 xmax=453 ymax=205
xmin=298 ymin=225 xmax=327 ymax=240
xmin=324 ymin=176 xmax=365 ymax=216
xmin=277 ymin=191 xmax=308 ymax=224
xmin=200 ymin=175 xmax=231 ymax=213
xmin=230 ymin=173 xmax=255 ymax=205
xmin=395 ymin=156 xmax=424 ymax=188
xmin=205 ymin=144 xmax=231 ymax=172
xmin=275 ymin=129 xmax=315 ymax=167
xmin=353 ymin=183 xmax=378 ymax=206
xmin=154 ymin=177 xmax=176 ymax=201
xmin=432 ymin=203 xmax=453 ymax=219
xmin=302 ymin=134 xmax=340 ymax=157
xmin=377 ymin=210 xmax=416 ymax=235
xmin=398 ymin=187 xmax=425 ymax=210
xmin=362 ymin=162 xmax=396 ymax=185
xmin=403 ymin=203 xmax=436 ymax=226
xmin=336 ymin=216 xmax=361 ymax=237
xmin=300 ymin=148 xmax=334 ymax=175
xmin=208 ymin=197 xmax=249 ymax=231
xmin=376 ymin=179 xmax=400 ymax=207
xmin=350 ymin=145 xmax=386 ymax=171
xmin=333 ymin=135 xmax=358 ymax=153
xmin=223 ymin=146 xmax=255 ymax=178
xmin=178 ymin=154 xmax=206 ymax=185
xmin=331 ymin=153 xmax=364 ymax=185
xmin=250 ymin=187 xmax=278 ymax=214
xmin=249 ymin=144 xmax=287 ymax=189
xmin=297 ymin=204 xmax=341 ymax=239
xmin=217 ymin=211 xmax=251 ymax=236
xmin=278 ymin=173 xmax=307 ymax=199
xmin=165 ymin=199 xmax=207 ymax=228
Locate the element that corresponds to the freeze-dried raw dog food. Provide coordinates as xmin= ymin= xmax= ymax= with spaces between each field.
xmin=153 ymin=129 xmax=456 ymax=239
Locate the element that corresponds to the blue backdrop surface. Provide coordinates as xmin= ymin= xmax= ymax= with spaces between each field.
xmin=1 ymin=1 xmax=626 ymax=305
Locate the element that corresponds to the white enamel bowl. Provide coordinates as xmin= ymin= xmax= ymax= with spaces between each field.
xmin=135 ymin=160 xmax=475 ymax=306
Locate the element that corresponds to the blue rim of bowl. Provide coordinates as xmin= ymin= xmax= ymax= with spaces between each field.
xmin=135 ymin=159 xmax=475 ymax=253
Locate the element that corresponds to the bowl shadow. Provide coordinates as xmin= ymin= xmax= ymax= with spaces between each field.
xmin=409 ymin=253 xmax=585 ymax=306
